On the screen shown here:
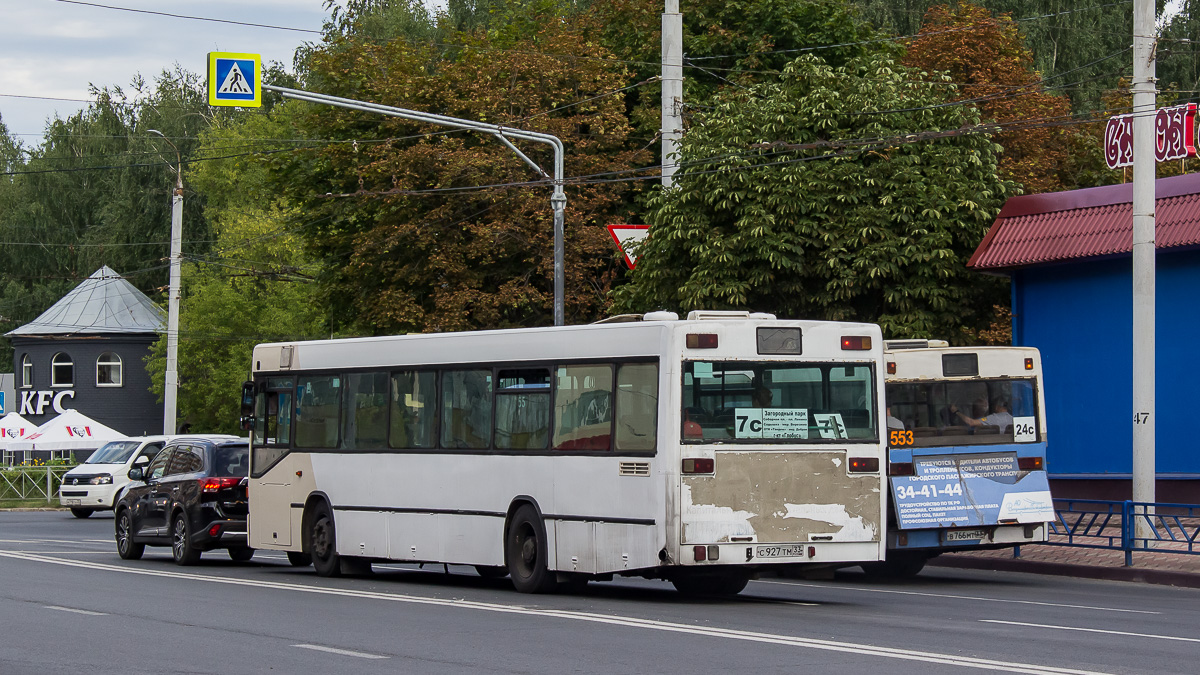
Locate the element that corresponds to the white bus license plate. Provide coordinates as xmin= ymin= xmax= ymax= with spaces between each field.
xmin=756 ymin=545 xmax=805 ymax=558
xmin=945 ymin=529 xmax=988 ymax=542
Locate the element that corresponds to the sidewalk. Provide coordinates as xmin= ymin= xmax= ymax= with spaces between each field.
xmin=932 ymin=541 xmax=1200 ymax=588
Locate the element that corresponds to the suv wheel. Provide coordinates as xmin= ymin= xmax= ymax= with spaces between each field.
xmin=115 ymin=509 xmax=144 ymax=560
xmin=171 ymin=513 xmax=201 ymax=566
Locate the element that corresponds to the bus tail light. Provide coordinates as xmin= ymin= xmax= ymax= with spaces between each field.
xmin=1024 ymin=357 xmax=1034 ymax=370
xmin=1018 ymin=457 xmax=1044 ymax=471
xmin=888 ymin=462 xmax=914 ymax=476
xmin=848 ymin=457 xmax=879 ymax=473
xmin=201 ymin=477 xmax=241 ymax=493
xmin=841 ymin=336 xmax=872 ymax=350
xmin=886 ymin=361 xmax=896 ymax=374
xmin=686 ymin=333 xmax=718 ymax=349
xmin=682 ymin=458 xmax=714 ymax=474
xmin=693 ymin=545 xmax=707 ymax=561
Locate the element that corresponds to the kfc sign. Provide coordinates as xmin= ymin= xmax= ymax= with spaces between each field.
xmin=1105 ymin=103 xmax=1197 ymax=169
xmin=19 ymin=390 xmax=76 ymax=416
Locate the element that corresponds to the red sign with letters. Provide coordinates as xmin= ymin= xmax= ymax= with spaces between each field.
xmin=1105 ymin=103 xmax=1197 ymax=169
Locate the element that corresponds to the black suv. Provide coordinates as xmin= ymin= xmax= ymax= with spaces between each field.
xmin=114 ymin=437 xmax=251 ymax=565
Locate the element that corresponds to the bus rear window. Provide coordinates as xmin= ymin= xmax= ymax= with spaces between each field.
xmin=682 ymin=361 xmax=877 ymax=443
xmin=886 ymin=379 xmax=1038 ymax=447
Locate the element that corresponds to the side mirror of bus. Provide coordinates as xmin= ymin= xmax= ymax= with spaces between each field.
xmin=240 ymin=381 xmax=255 ymax=431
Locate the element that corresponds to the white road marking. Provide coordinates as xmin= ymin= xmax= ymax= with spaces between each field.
xmin=0 ymin=538 xmax=112 ymax=545
xmin=293 ymin=644 xmax=388 ymax=659
xmin=762 ymin=580 xmax=1159 ymax=614
xmin=0 ymin=550 xmax=1109 ymax=675
xmin=981 ymin=620 xmax=1200 ymax=644
xmin=45 ymin=605 xmax=107 ymax=616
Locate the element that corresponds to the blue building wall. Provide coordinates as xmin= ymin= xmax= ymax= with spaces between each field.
xmin=1012 ymin=248 xmax=1200 ymax=478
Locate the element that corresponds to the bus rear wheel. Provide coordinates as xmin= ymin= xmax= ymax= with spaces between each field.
xmin=308 ymin=503 xmax=342 ymax=578
xmin=671 ymin=570 xmax=750 ymax=597
xmin=505 ymin=505 xmax=557 ymax=593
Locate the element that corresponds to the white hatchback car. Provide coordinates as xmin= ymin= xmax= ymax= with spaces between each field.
xmin=60 ymin=437 xmax=171 ymax=518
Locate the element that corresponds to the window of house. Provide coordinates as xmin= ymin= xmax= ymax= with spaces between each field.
xmin=20 ymin=354 xmax=32 ymax=389
xmin=51 ymin=352 xmax=74 ymax=387
xmin=96 ymin=352 xmax=122 ymax=387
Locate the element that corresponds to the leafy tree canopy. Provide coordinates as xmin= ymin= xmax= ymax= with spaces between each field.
xmin=277 ymin=18 xmax=649 ymax=333
xmin=612 ymin=52 xmax=1015 ymax=341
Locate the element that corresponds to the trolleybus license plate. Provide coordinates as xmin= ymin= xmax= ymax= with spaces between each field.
xmin=944 ymin=528 xmax=988 ymax=542
xmin=755 ymin=545 xmax=805 ymax=558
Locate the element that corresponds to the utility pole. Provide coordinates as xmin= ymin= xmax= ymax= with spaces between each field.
xmin=661 ymin=0 xmax=683 ymax=186
xmin=1130 ymin=0 xmax=1156 ymax=537
xmin=149 ymin=129 xmax=183 ymax=435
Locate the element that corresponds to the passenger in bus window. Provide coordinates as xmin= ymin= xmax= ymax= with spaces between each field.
xmin=886 ymin=406 xmax=905 ymax=430
xmin=752 ymin=385 xmax=773 ymax=408
xmin=950 ymin=399 xmax=1012 ymax=433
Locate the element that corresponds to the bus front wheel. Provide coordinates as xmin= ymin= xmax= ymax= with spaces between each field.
xmin=505 ymin=505 xmax=557 ymax=593
xmin=308 ymin=503 xmax=342 ymax=578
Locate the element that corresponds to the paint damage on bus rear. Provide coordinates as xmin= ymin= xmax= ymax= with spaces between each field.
xmin=680 ymin=451 xmax=880 ymax=545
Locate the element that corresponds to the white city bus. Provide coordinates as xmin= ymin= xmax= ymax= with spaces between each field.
xmin=874 ymin=340 xmax=1053 ymax=577
xmin=243 ymin=311 xmax=887 ymax=594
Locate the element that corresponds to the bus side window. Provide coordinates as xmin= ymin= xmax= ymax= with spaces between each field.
xmin=615 ymin=363 xmax=658 ymax=452
xmin=296 ymin=376 xmax=341 ymax=448
xmin=340 ymin=371 xmax=389 ymax=450
xmin=554 ymin=364 xmax=614 ymax=451
xmin=390 ymin=370 xmax=437 ymax=449
xmin=441 ymin=370 xmax=492 ymax=449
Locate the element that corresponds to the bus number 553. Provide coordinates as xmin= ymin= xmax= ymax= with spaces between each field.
xmin=889 ymin=430 xmax=913 ymax=446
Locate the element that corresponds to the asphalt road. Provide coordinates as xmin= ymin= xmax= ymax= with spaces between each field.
xmin=0 ymin=511 xmax=1196 ymax=675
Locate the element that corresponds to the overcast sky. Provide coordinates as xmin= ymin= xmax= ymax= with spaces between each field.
xmin=0 ymin=0 xmax=332 ymax=143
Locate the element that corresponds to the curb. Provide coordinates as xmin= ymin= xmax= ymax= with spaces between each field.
xmin=931 ymin=554 xmax=1200 ymax=589
xmin=0 ymin=507 xmax=68 ymax=512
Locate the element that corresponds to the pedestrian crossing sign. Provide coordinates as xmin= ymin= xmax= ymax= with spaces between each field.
xmin=207 ymin=52 xmax=262 ymax=107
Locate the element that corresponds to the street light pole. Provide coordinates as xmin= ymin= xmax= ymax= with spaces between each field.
xmin=661 ymin=0 xmax=683 ymax=187
xmin=149 ymin=129 xmax=183 ymax=435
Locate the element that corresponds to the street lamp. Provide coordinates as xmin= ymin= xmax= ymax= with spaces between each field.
xmin=148 ymin=129 xmax=183 ymax=435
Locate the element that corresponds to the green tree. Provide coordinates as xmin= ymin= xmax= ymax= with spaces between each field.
xmin=0 ymin=68 xmax=215 ymax=367
xmin=612 ymin=53 xmax=1015 ymax=341
xmin=278 ymin=18 xmax=649 ymax=334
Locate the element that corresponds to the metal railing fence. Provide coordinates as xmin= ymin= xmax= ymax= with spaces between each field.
xmin=1048 ymin=498 xmax=1200 ymax=566
xmin=0 ymin=466 xmax=73 ymax=504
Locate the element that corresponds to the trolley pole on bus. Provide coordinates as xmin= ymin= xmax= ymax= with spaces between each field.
xmin=263 ymin=85 xmax=567 ymax=327
xmin=1130 ymin=0 xmax=1156 ymax=537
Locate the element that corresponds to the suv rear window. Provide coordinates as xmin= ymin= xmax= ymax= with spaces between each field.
xmin=213 ymin=445 xmax=250 ymax=477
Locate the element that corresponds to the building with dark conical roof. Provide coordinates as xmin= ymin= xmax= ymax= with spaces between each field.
xmin=6 ymin=266 xmax=165 ymax=435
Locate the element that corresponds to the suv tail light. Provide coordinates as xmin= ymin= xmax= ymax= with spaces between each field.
xmin=200 ymin=477 xmax=241 ymax=493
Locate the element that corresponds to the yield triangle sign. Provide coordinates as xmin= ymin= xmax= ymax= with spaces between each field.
xmin=607 ymin=224 xmax=650 ymax=269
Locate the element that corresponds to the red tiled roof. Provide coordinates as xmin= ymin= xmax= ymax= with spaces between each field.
xmin=968 ymin=173 xmax=1200 ymax=270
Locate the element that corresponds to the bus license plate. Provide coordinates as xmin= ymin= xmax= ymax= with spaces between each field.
xmin=945 ymin=528 xmax=987 ymax=542
xmin=755 ymin=545 xmax=805 ymax=558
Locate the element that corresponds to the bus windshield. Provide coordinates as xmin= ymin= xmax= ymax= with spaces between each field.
xmin=886 ymin=378 xmax=1038 ymax=447
xmin=682 ymin=360 xmax=877 ymax=443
